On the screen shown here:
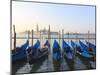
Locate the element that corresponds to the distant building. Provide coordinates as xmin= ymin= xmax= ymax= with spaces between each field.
xmin=19 ymin=26 xmax=58 ymax=35
xmin=40 ymin=28 xmax=48 ymax=34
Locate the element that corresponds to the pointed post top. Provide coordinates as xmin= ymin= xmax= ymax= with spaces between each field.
xmin=49 ymin=24 xmax=50 ymax=31
xmin=62 ymin=29 xmax=64 ymax=40
xmin=88 ymin=30 xmax=90 ymax=43
xmin=31 ymin=29 xmax=34 ymax=52
xmin=59 ymin=30 xmax=61 ymax=45
xmin=88 ymin=30 xmax=90 ymax=34
xmin=36 ymin=24 xmax=39 ymax=32
xmin=59 ymin=30 xmax=61 ymax=38
xmin=67 ymin=32 xmax=69 ymax=35
xmin=62 ymin=29 xmax=64 ymax=34
xmin=48 ymin=24 xmax=51 ymax=35
xmin=27 ymin=30 xmax=30 ymax=40
xmin=13 ymin=25 xmax=16 ymax=51
xmin=32 ymin=29 xmax=34 ymax=32
xmin=75 ymin=32 xmax=78 ymax=42
xmin=67 ymin=32 xmax=69 ymax=44
xmin=59 ymin=30 xmax=61 ymax=34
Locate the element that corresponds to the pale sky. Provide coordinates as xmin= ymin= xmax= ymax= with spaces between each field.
xmin=12 ymin=1 xmax=95 ymax=33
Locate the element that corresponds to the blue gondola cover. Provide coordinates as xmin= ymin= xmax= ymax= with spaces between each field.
xmin=79 ymin=40 xmax=88 ymax=51
xmin=71 ymin=40 xmax=77 ymax=49
xmin=44 ymin=40 xmax=50 ymax=47
xmin=53 ymin=40 xmax=61 ymax=60
xmin=86 ymin=41 xmax=96 ymax=51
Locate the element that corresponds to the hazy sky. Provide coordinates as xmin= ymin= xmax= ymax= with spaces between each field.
xmin=12 ymin=1 xmax=95 ymax=33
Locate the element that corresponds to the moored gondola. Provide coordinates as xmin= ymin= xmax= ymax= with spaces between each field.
xmin=71 ymin=40 xmax=95 ymax=61
xmin=63 ymin=40 xmax=74 ymax=60
xmin=62 ymin=40 xmax=74 ymax=70
xmin=12 ymin=40 xmax=29 ymax=54
xmin=12 ymin=40 xmax=29 ymax=64
xmin=12 ymin=40 xmax=49 ymax=74
xmin=86 ymin=41 xmax=96 ymax=50
xmin=12 ymin=40 xmax=30 ymax=74
xmin=71 ymin=40 xmax=81 ymax=53
xmin=71 ymin=40 xmax=94 ymax=69
xmin=52 ymin=40 xmax=61 ymax=71
xmin=79 ymin=40 xmax=95 ymax=55
xmin=86 ymin=41 xmax=96 ymax=55
xmin=29 ymin=40 xmax=49 ymax=64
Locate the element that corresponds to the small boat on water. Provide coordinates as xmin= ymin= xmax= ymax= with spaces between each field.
xmin=12 ymin=40 xmax=29 ymax=63
xmin=71 ymin=40 xmax=94 ymax=69
xmin=71 ymin=40 xmax=95 ymax=61
xmin=62 ymin=40 xmax=74 ymax=70
xmin=62 ymin=40 xmax=74 ymax=61
xmin=12 ymin=39 xmax=49 ymax=63
xmin=52 ymin=40 xmax=61 ymax=71
xmin=44 ymin=40 xmax=50 ymax=48
xmin=12 ymin=40 xmax=49 ymax=74
xmin=86 ymin=41 xmax=96 ymax=50
xmin=12 ymin=40 xmax=29 ymax=54
xmin=79 ymin=40 xmax=95 ymax=55
xmin=12 ymin=40 xmax=30 ymax=74
xmin=71 ymin=40 xmax=81 ymax=53
xmin=86 ymin=41 xmax=96 ymax=55
xmin=29 ymin=40 xmax=49 ymax=64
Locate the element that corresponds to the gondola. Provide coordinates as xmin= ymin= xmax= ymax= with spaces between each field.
xmin=12 ymin=40 xmax=29 ymax=55
xmin=62 ymin=40 xmax=74 ymax=70
xmin=52 ymin=40 xmax=61 ymax=71
xmin=12 ymin=40 xmax=29 ymax=63
xmin=72 ymin=40 xmax=95 ymax=61
xmin=29 ymin=40 xmax=49 ymax=64
xmin=79 ymin=40 xmax=95 ymax=55
xmin=62 ymin=40 xmax=74 ymax=61
xmin=12 ymin=40 xmax=49 ymax=74
xmin=71 ymin=40 xmax=82 ymax=53
xmin=44 ymin=40 xmax=50 ymax=48
xmin=12 ymin=40 xmax=30 ymax=74
xmin=71 ymin=40 xmax=94 ymax=69
xmin=86 ymin=41 xmax=96 ymax=55
xmin=86 ymin=41 xmax=96 ymax=50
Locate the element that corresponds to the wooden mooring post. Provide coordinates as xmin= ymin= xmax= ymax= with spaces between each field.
xmin=13 ymin=25 xmax=16 ymax=52
xmin=87 ymin=30 xmax=90 ymax=50
xmin=75 ymin=32 xmax=78 ymax=43
xmin=62 ymin=29 xmax=64 ymax=50
xmin=88 ymin=30 xmax=90 ymax=43
xmin=26 ymin=31 xmax=30 ymax=63
xmin=62 ymin=29 xmax=65 ymax=53
xmin=47 ymin=25 xmax=51 ymax=71
xmin=74 ymin=32 xmax=78 ymax=58
xmin=48 ymin=25 xmax=51 ymax=50
xmin=61 ymin=29 xmax=64 ymax=70
xmin=59 ymin=30 xmax=61 ymax=46
xmin=62 ymin=29 xmax=64 ymax=40
xmin=40 ymin=31 xmax=42 ymax=48
xmin=31 ymin=30 xmax=34 ymax=54
xmin=67 ymin=32 xmax=69 ymax=44
xmin=28 ymin=31 xmax=30 ymax=41
xmin=31 ymin=30 xmax=33 ymax=47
